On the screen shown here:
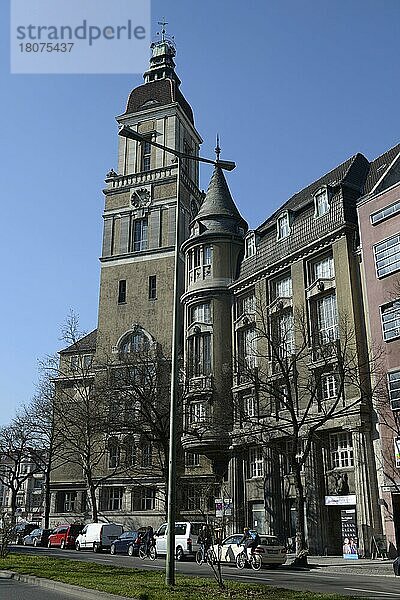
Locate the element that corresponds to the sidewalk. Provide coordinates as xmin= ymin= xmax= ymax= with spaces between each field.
xmin=286 ymin=554 xmax=395 ymax=577
xmin=0 ymin=570 xmax=136 ymax=600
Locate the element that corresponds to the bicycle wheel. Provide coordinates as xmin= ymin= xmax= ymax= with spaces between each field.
xmin=236 ymin=551 xmax=247 ymax=569
xmin=195 ymin=549 xmax=203 ymax=565
xmin=149 ymin=545 xmax=156 ymax=561
xmin=138 ymin=545 xmax=147 ymax=560
xmin=251 ymin=553 xmax=262 ymax=571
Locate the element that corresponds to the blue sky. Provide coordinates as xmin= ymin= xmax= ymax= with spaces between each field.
xmin=0 ymin=0 xmax=399 ymax=425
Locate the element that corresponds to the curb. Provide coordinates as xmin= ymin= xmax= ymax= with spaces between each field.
xmin=0 ymin=571 xmax=137 ymax=600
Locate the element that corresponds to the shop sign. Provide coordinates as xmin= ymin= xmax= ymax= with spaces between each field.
xmin=325 ymin=494 xmax=356 ymax=506
xmin=341 ymin=508 xmax=358 ymax=560
xmin=215 ymin=498 xmax=233 ymax=517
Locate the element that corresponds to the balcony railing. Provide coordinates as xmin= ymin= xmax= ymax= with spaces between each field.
xmin=187 ymin=375 xmax=213 ymax=393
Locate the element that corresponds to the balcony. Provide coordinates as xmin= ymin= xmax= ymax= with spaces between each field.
xmin=187 ymin=375 xmax=213 ymax=394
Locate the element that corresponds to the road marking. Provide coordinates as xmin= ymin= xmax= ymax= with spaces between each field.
xmin=344 ymin=588 xmax=400 ymax=596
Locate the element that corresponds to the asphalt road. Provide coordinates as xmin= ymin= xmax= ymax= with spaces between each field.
xmin=9 ymin=546 xmax=400 ymax=599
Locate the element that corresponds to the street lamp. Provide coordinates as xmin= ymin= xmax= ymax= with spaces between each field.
xmin=118 ymin=125 xmax=235 ymax=586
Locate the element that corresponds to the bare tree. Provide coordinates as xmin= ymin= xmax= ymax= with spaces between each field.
xmin=234 ymin=298 xmax=382 ymax=566
xmin=0 ymin=417 xmax=42 ymax=527
xmin=45 ymin=312 xmax=178 ymax=522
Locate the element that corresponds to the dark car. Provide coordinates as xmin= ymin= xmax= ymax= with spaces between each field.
xmin=13 ymin=523 xmax=37 ymax=545
xmin=47 ymin=523 xmax=84 ymax=549
xmin=110 ymin=528 xmax=146 ymax=556
xmin=23 ymin=528 xmax=52 ymax=547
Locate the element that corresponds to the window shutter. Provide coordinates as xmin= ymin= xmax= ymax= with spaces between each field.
xmin=148 ymin=209 xmax=160 ymax=249
xmin=102 ymin=218 xmax=113 ymax=257
xmin=119 ymin=215 xmax=130 ymax=254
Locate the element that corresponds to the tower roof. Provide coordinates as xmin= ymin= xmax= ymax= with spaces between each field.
xmin=194 ymin=166 xmax=247 ymax=233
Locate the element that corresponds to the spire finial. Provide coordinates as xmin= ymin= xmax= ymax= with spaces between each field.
xmin=157 ymin=18 xmax=168 ymax=42
xmin=215 ymin=134 xmax=221 ymax=162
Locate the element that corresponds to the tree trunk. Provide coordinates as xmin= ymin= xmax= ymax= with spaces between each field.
xmin=86 ymin=471 xmax=98 ymax=522
xmin=43 ymin=466 xmax=51 ymax=529
xmin=10 ymin=488 xmax=18 ymax=527
xmin=291 ymin=466 xmax=308 ymax=567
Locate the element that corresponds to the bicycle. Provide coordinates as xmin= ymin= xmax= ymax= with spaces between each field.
xmin=138 ymin=542 xmax=156 ymax=560
xmin=195 ymin=545 xmax=217 ymax=566
xmin=235 ymin=545 xmax=262 ymax=571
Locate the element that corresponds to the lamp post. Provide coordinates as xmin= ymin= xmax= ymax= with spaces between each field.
xmin=118 ymin=125 xmax=235 ymax=586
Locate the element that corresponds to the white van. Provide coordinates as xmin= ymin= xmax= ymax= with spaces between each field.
xmin=75 ymin=522 xmax=123 ymax=553
xmin=155 ymin=522 xmax=204 ymax=560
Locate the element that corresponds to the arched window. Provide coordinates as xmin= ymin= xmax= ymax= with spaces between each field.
xmin=120 ymin=329 xmax=150 ymax=353
xmin=108 ymin=438 xmax=120 ymax=469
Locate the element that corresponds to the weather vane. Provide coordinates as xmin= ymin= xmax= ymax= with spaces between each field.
xmin=157 ymin=18 xmax=168 ymax=42
xmin=215 ymin=134 xmax=221 ymax=162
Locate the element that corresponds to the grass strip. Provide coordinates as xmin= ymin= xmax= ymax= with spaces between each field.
xmin=0 ymin=554 xmax=356 ymax=600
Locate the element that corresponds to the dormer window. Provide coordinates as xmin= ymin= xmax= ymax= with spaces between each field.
xmin=314 ymin=187 xmax=330 ymax=217
xmin=277 ymin=213 xmax=290 ymax=240
xmin=244 ymin=232 xmax=256 ymax=258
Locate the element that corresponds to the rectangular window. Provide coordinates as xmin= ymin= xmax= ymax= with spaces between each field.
xmin=118 ymin=280 xmax=127 ymax=304
xmin=141 ymin=487 xmax=156 ymax=510
xmin=329 ymin=432 xmax=354 ymax=469
xmin=312 ymin=255 xmax=334 ymax=281
xmin=274 ymin=383 xmax=288 ymax=418
xmin=133 ymin=218 xmax=148 ymax=252
xmin=317 ymin=294 xmax=338 ymax=343
xmin=148 ymin=275 xmax=157 ymax=300
xmin=237 ymin=294 xmax=255 ymax=317
xmin=191 ymin=302 xmax=211 ymax=324
xmin=189 ymin=401 xmax=205 ymax=423
xmin=248 ymin=447 xmax=264 ymax=478
xmin=141 ymin=443 xmax=152 ymax=467
xmin=188 ymin=334 xmax=211 ymax=376
xmin=141 ymin=139 xmax=152 ymax=172
xmin=374 ymin=234 xmax=400 ymax=278
xmin=83 ymin=355 xmax=92 ymax=370
xmin=243 ymin=393 xmax=256 ymax=418
xmin=278 ymin=311 xmax=295 ymax=356
xmin=239 ymin=326 xmax=257 ymax=369
xmin=388 ymin=370 xmax=400 ymax=411
xmin=273 ymin=275 xmax=292 ymax=300
xmin=108 ymin=444 xmax=120 ymax=469
xmin=381 ymin=301 xmax=400 ymax=341
xmin=183 ymin=485 xmax=202 ymax=510
xmin=277 ymin=214 xmax=290 ymax=239
xmin=188 ymin=245 xmax=213 ymax=283
xmin=107 ymin=488 xmax=123 ymax=511
xmin=322 ymin=374 xmax=338 ymax=401
xmin=64 ymin=492 xmax=77 ymax=512
xmin=70 ymin=356 xmax=78 ymax=371
xmin=371 ymin=200 xmax=400 ymax=225
xmin=185 ymin=452 xmax=200 ymax=467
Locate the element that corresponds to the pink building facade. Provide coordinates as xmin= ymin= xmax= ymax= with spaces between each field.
xmin=357 ymin=144 xmax=400 ymax=556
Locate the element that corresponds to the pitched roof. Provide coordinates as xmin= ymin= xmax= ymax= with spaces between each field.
xmin=362 ymin=143 xmax=400 ymax=196
xmin=196 ymin=166 xmax=247 ymax=226
xmin=60 ymin=329 xmax=97 ymax=355
xmin=258 ymin=153 xmax=369 ymax=231
xmin=123 ymin=79 xmax=194 ymax=124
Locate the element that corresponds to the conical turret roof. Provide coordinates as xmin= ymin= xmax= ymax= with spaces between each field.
xmin=196 ymin=166 xmax=246 ymax=230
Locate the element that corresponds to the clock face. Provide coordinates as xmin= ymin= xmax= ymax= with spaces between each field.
xmin=131 ymin=187 xmax=151 ymax=208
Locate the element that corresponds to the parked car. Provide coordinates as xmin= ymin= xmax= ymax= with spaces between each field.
xmin=75 ymin=522 xmax=123 ymax=553
xmin=213 ymin=533 xmax=287 ymax=567
xmin=13 ymin=523 xmax=37 ymax=545
xmin=23 ymin=528 xmax=52 ymax=547
xmin=155 ymin=521 xmax=203 ymax=561
xmin=47 ymin=523 xmax=84 ymax=549
xmin=110 ymin=528 xmax=146 ymax=556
